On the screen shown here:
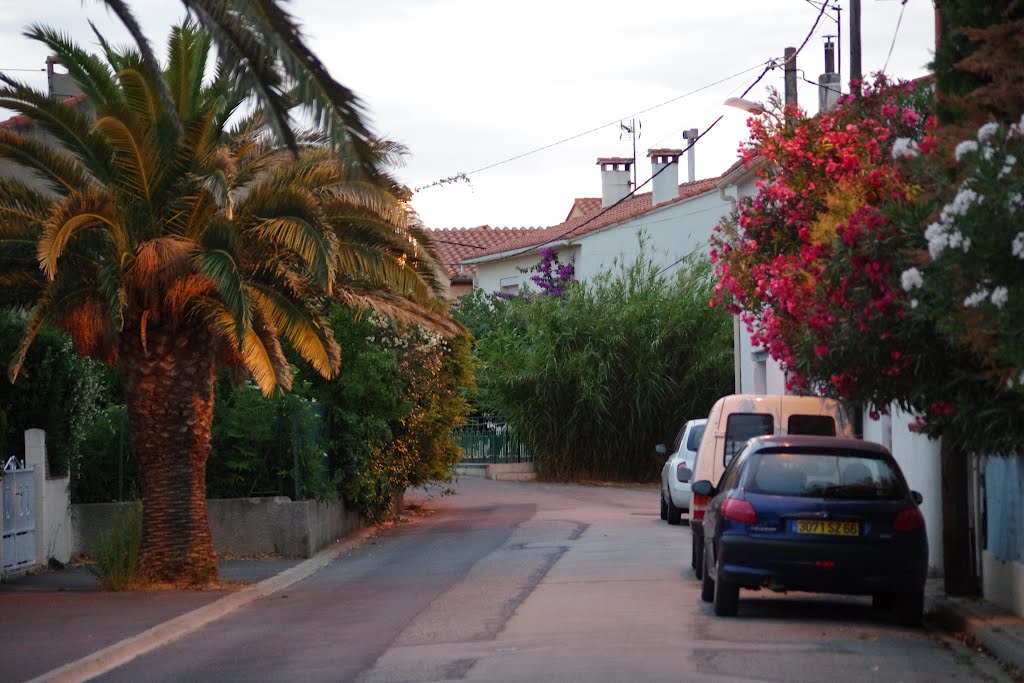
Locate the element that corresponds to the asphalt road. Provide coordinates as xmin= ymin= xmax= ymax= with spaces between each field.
xmin=96 ymin=477 xmax=1011 ymax=682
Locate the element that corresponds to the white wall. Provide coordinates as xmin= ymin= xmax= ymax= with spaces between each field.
xmin=863 ymin=406 xmax=943 ymax=572
xmin=473 ymin=251 xmax=554 ymax=296
xmin=571 ymin=192 xmax=729 ymax=281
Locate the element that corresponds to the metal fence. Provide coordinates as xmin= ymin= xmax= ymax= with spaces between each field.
xmin=455 ymin=417 xmax=532 ymax=464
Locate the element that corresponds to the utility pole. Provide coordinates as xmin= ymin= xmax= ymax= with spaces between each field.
xmin=784 ymin=47 xmax=798 ymax=106
xmin=849 ymin=0 xmax=862 ymax=86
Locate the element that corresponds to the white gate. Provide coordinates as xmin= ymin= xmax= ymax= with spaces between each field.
xmin=2 ymin=458 xmax=36 ymax=572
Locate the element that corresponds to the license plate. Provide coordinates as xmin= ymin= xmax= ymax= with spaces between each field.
xmin=796 ymin=519 xmax=859 ymax=536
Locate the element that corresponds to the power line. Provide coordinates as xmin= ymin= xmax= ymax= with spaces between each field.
xmin=882 ymin=0 xmax=910 ymax=74
xmin=460 ymin=0 xmax=831 ymax=266
xmin=418 ymin=59 xmax=772 ymax=189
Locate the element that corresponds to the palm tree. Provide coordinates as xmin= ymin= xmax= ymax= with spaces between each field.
xmin=0 ymin=21 xmax=455 ymax=585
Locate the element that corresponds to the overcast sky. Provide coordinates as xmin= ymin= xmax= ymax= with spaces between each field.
xmin=0 ymin=0 xmax=937 ymax=228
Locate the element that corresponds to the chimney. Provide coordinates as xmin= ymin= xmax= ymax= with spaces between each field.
xmin=681 ymin=128 xmax=698 ymax=183
xmin=818 ymin=37 xmax=842 ymax=112
xmin=648 ymin=149 xmax=682 ymax=205
xmin=46 ymin=56 xmax=82 ymax=100
xmin=597 ymin=157 xmax=634 ymax=208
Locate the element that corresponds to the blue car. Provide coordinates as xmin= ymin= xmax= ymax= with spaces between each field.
xmin=692 ymin=435 xmax=928 ymax=624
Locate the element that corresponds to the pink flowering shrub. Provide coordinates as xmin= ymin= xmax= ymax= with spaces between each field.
xmin=711 ymin=77 xmax=939 ymax=417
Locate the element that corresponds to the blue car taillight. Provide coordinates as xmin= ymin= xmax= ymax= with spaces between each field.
xmin=893 ymin=506 xmax=924 ymax=532
xmin=722 ymin=498 xmax=757 ymax=524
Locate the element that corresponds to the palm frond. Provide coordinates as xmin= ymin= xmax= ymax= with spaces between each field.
xmin=194 ymin=245 xmax=252 ymax=343
xmin=0 ymin=129 xmax=96 ymax=195
xmin=9 ymin=293 xmax=53 ymax=381
xmin=202 ymin=297 xmax=292 ymax=395
xmin=333 ymin=283 xmax=463 ymax=337
xmin=38 ymin=189 xmax=125 ymax=278
xmin=181 ymin=1 xmax=296 ymax=151
xmin=23 ymin=24 xmax=122 ymax=106
xmin=92 ymin=114 xmax=157 ymax=200
xmin=165 ymin=19 xmax=211 ymax=122
xmin=248 ymin=216 xmax=336 ymax=291
xmin=99 ymin=0 xmax=183 ymax=139
xmin=0 ymin=176 xmax=51 ymax=231
xmin=184 ymin=0 xmax=377 ymax=168
xmin=114 ymin=63 xmax=161 ymax=126
xmin=0 ymin=81 xmax=114 ymax=181
xmin=249 ymin=283 xmax=339 ymax=378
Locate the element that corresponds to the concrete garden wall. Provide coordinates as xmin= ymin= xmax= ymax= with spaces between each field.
xmin=72 ymin=496 xmax=364 ymax=559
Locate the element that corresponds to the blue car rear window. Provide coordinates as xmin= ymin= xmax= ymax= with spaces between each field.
xmin=745 ymin=452 xmax=904 ymax=500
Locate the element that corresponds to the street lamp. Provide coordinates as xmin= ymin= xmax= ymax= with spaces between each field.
xmin=723 ymin=97 xmax=768 ymax=115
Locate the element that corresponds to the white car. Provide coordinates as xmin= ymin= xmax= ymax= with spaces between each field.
xmin=659 ymin=418 xmax=707 ymax=525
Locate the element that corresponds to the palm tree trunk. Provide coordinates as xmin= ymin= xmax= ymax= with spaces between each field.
xmin=121 ymin=313 xmax=218 ymax=585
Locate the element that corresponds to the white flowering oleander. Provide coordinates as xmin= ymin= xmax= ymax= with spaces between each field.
xmin=891 ymin=137 xmax=920 ymax=159
xmin=999 ymin=155 xmax=1017 ymax=179
xmin=978 ymin=122 xmax=1000 ymax=142
xmin=963 ymin=287 xmax=990 ymax=308
xmin=1013 ymin=232 xmax=1024 ymax=259
xmin=925 ymin=221 xmax=949 ymax=260
xmin=955 ymin=140 xmax=979 ymax=161
xmin=1010 ymin=193 xmax=1024 ymax=212
xmin=991 ymin=286 xmax=1009 ymax=308
xmin=901 ymin=267 xmax=924 ymax=291
xmin=910 ymin=298 xmax=919 ymax=309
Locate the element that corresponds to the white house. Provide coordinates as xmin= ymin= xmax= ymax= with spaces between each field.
xmin=452 ymin=149 xmax=731 ymax=294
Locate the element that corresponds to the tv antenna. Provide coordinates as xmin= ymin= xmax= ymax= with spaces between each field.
xmin=620 ymin=118 xmax=641 ymax=190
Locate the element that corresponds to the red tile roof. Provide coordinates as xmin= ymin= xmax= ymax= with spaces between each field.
xmin=0 ymin=93 xmax=88 ymax=129
xmin=428 ymin=225 xmax=548 ymax=281
xmin=443 ymin=175 xmax=722 ymax=265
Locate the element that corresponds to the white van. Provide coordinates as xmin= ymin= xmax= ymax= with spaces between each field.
xmin=688 ymin=394 xmax=855 ymax=578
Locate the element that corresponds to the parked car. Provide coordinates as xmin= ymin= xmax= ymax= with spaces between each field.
xmin=693 ymin=435 xmax=928 ymax=624
xmin=659 ymin=418 xmax=707 ymax=525
xmin=689 ymin=394 xmax=855 ymax=579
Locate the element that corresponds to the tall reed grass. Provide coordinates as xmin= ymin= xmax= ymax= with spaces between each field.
xmin=476 ymin=244 xmax=733 ymax=481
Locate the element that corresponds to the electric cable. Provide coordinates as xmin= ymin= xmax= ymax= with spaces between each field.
xmin=882 ymin=0 xmax=910 ymax=74
xmin=416 ymin=59 xmax=773 ymax=192
xmin=461 ymin=0 xmax=830 ymax=265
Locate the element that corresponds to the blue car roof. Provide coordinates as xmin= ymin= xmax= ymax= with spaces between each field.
xmin=743 ymin=434 xmax=891 ymax=456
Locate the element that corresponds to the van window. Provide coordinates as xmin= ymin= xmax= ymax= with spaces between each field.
xmin=788 ymin=415 xmax=836 ymax=436
xmin=724 ymin=413 xmax=773 ymax=465
xmin=685 ymin=424 xmax=706 ymax=452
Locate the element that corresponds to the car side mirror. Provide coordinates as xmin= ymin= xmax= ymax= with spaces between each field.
xmin=691 ymin=480 xmax=715 ymax=497
xmin=676 ymin=467 xmax=693 ymax=483
xmin=655 ymin=444 xmax=667 ymax=455
xmin=911 ymin=490 xmax=923 ymax=505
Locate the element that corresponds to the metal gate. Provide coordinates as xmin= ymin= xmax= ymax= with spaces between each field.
xmin=455 ymin=418 xmax=531 ymax=464
xmin=2 ymin=459 xmax=36 ymax=572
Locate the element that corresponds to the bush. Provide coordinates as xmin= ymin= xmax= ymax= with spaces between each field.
xmin=0 ymin=309 xmax=113 ymax=477
xmin=474 ymin=242 xmax=733 ymax=481
xmin=90 ymin=503 xmax=142 ymax=591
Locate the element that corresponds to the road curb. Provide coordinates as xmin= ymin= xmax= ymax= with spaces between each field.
xmin=926 ymin=593 xmax=1024 ymax=676
xmin=28 ymin=526 xmax=380 ymax=683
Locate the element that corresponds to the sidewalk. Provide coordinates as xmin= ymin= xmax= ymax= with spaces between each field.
xmin=0 ymin=526 xmax=377 ymax=683
xmin=925 ymin=577 xmax=1024 ymax=677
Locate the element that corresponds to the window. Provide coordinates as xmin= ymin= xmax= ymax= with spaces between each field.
xmin=724 ymin=413 xmax=773 ymax=465
xmin=787 ymin=414 xmax=836 ymax=436
xmin=686 ymin=424 xmax=706 ymax=452
xmin=745 ymin=451 xmax=904 ymax=499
